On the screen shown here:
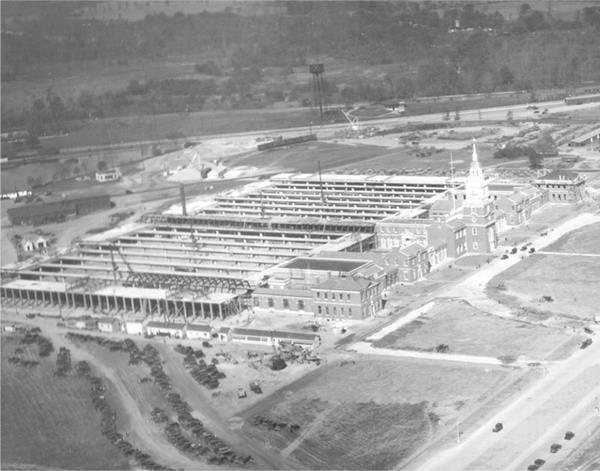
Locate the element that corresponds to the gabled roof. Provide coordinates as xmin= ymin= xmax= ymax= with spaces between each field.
xmin=186 ymin=324 xmax=212 ymax=332
xmin=146 ymin=321 xmax=185 ymax=330
xmin=446 ymin=219 xmax=466 ymax=230
xmin=398 ymin=242 xmax=427 ymax=257
xmin=231 ymin=328 xmax=273 ymax=337
xmin=272 ymin=331 xmax=319 ymax=342
xmin=536 ymin=170 xmax=580 ymax=182
xmin=98 ymin=317 xmax=120 ymax=324
xmin=21 ymin=233 xmax=46 ymax=244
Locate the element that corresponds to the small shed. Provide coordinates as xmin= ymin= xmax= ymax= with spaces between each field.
xmin=146 ymin=321 xmax=185 ymax=338
xmin=95 ymin=168 xmax=121 ymax=183
xmin=186 ymin=324 xmax=212 ymax=340
xmin=125 ymin=320 xmax=144 ymax=336
xmin=67 ymin=317 xmax=98 ymax=331
xmin=21 ymin=234 xmax=48 ymax=252
xmin=98 ymin=317 xmax=121 ymax=333
xmin=218 ymin=326 xmax=232 ymax=342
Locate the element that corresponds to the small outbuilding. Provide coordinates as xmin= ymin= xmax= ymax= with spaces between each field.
xmin=125 ymin=320 xmax=144 ymax=336
xmin=185 ymin=324 xmax=213 ymax=340
xmin=20 ymin=234 xmax=48 ymax=252
xmin=98 ymin=317 xmax=121 ymax=333
xmin=146 ymin=321 xmax=185 ymax=338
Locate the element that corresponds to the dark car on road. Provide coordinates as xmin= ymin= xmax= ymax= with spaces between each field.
xmin=550 ymin=443 xmax=562 ymax=453
xmin=580 ymin=338 xmax=593 ymax=349
xmin=493 ymin=423 xmax=503 ymax=432
xmin=565 ymin=431 xmax=575 ymax=440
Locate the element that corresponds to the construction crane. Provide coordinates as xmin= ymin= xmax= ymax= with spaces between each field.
xmin=341 ymin=109 xmax=361 ymax=134
xmin=110 ymin=243 xmax=146 ymax=287
xmin=108 ymin=245 xmax=120 ymax=285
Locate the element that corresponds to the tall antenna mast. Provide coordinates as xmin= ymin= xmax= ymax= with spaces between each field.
xmin=450 ymin=151 xmax=456 ymax=214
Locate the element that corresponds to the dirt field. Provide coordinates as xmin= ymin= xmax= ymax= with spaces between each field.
xmin=0 ymin=334 xmax=130 ymax=470
xmin=239 ymin=357 xmax=511 ymax=470
xmin=373 ymin=299 xmax=578 ymax=361
xmin=544 ymin=221 xmax=600 ymax=254
xmin=230 ymin=141 xmax=386 ymax=174
xmin=488 ymin=254 xmax=600 ymax=320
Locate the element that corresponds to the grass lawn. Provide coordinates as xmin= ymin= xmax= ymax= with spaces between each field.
xmin=0 ymin=334 xmax=130 ymax=470
xmin=544 ymin=222 xmax=600 ymax=254
xmin=231 ymin=141 xmax=385 ymax=173
xmin=241 ymin=358 xmax=509 ymax=469
xmin=488 ymin=254 xmax=600 ymax=320
xmin=373 ymin=299 xmax=575 ymax=360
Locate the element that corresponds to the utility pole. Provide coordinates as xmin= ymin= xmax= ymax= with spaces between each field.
xmin=450 ymin=152 xmax=456 ymax=215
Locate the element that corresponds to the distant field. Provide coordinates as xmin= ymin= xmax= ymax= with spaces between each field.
xmin=1 ymin=56 xmax=205 ymax=114
xmin=39 ymin=108 xmax=314 ymax=150
xmin=488 ymin=254 xmax=600 ymax=320
xmin=0 ymin=335 xmax=130 ymax=470
xmin=241 ymin=358 xmax=509 ymax=469
xmin=544 ymin=222 xmax=600 ymax=254
xmin=340 ymin=140 xmax=497 ymax=173
xmin=373 ymin=299 xmax=576 ymax=361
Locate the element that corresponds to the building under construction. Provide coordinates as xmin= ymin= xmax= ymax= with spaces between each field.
xmin=1 ymin=173 xmax=453 ymax=320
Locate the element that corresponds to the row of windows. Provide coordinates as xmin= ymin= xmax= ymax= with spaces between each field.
xmin=255 ymin=298 xmax=306 ymax=310
xmin=455 ymin=229 xmax=466 ymax=239
xmin=316 ymin=291 xmax=352 ymax=300
xmin=317 ymin=305 xmax=354 ymax=316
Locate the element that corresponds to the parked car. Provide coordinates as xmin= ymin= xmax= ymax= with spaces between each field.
xmin=501 ymin=254 xmax=509 ymax=260
xmin=564 ymin=431 xmax=575 ymax=440
xmin=493 ymin=422 xmax=503 ymax=433
xmin=550 ymin=443 xmax=562 ymax=453
xmin=534 ymin=459 xmax=546 ymax=467
xmin=580 ymin=338 xmax=593 ymax=349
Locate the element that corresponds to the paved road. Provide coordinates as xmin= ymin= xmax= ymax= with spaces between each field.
xmin=349 ymin=342 xmax=513 ymax=366
xmin=25 ymin=99 xmax=600 ymax=157
xmin=412 ymin=338 xmax=600 ymax=471
xmin=537 ymin=250 xmax=600 ymax=257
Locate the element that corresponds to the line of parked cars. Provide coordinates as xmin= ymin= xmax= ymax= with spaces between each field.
xmin=492 ymin=422 xmax=575 ymax=470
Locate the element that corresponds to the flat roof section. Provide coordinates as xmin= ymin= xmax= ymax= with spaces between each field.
xmin=282 ymin=257 xmax=367 ymax=272
xmin=2 ymin=279 xmax=67 ymax=292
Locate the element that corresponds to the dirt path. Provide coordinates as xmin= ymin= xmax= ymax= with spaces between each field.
xmin=155 ymin=342 xmax=300 ymax=470
xmin=32 ymin=324 xmax=206 ymax=471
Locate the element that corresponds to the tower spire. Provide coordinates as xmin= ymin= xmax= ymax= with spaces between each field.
xmin=472 ymin=138 xmax=478 ymax=163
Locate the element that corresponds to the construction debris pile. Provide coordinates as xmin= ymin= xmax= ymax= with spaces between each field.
xmin=251 ymin=415 xmax=301 ymax=434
